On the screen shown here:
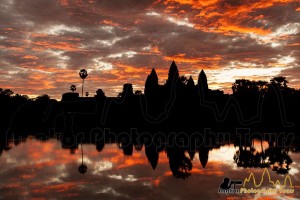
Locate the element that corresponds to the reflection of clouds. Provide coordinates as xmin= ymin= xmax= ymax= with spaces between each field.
xmin=289 ymin=168 xmax=299 ymax=176
xmin=46 ymin=177 xmax=63 ymax=184
xmin=46 ymin=164 xmax=69 ymax=184
xmin=107 ymin=174 xmax=137 ymax=182
xmin=206 ymin=145 xmax=236 ymax=163
xmin=93 ymin=161 xmax=113 ymax=174
xmin=0 ymin=139 xmax=299 ymax=199
xmin=125 ymin=175 xmax=137 ymax=182
xmin=289 ymin=153 xmax=300 ymax=177
xmin=77 ymin=157 xmax=92 ymax=165
xmin=96 ymin=187 xmax=129 ymax=198
xmin=108 ymin=174 xmax=122 ymax=180
xmin=5 ymin=156 xmax=17 ymax=164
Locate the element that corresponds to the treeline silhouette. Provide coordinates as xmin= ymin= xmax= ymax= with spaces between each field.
xmin=0 ymin=61 xmax=299 ymax=134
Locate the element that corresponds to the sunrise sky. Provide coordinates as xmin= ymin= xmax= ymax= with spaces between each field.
xmin=0 ymin=0 xmax=299 ymax=99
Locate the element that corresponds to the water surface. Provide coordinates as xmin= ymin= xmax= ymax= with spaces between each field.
xmin=0 ymin=136 xmax=299 ymax=199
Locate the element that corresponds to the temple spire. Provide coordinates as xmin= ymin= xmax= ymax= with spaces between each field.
xmin=198 ymin=69 xmax=208 ymax=93
xmin=144 ymin=68 xmax=159 ymax=95
xmin=166 ymin=61 xmax=179 ymax=86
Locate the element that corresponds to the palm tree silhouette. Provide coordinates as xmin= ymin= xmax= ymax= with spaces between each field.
xmin=79 ymin=69 xmax=88 ymax=97
xmin=70 ymin=84 xmax=76 ymax=92
xmin=78 ymin=142 xmax=87 ymax=174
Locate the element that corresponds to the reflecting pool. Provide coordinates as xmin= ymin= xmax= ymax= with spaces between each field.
xmin=0 ymin=135 xmax=299 ymax=199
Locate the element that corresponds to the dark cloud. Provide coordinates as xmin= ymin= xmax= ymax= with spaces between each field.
xmin=0 ymin=0 xmax=299 ymax=99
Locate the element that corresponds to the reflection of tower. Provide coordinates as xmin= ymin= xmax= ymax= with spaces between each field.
xmin=145 ymin=145 xmax=159 ymax=170
xmin=119 ymin=141 xmax=133 ymax=156
xmin=134 ymin=143 xmax=143 ymax=151
xmin=199 ymin=147 xmax=209 ymax=168
xmin=96 ymin=140 xmax=105 ymax=152
xmin=78 ymin=143 xmax=87 ymax=174
xmin=123 ymin=143 xmax=133 ymax=156
xmin=188 ymin=150 xmax=195 ymax=161
xmin=167 ymin=147 xmax=192 ymax=179
xmin=118 ymin=135 xmax=133 ymax=156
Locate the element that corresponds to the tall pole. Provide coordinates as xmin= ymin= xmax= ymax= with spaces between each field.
xmin=81 ymin=143 xmax=83 ymax=164
xmin=82 ymin=78 xmax=84 ymax=97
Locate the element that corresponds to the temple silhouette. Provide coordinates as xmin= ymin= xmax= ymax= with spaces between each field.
xmin=0 ymin=60 xmax=299 ymax=134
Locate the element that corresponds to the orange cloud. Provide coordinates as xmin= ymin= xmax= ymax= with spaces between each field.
xmin=33 ymin=41 xmax=80 ymax=52
xmin=22 ymin=55 xmax=39 ymax=60
xmin=102 ymin=20 xmax=120 ymax=27
xmin=161 ymin=0 xmax=295 ymax=36
xmin=164 ymin=54 xmax=222 ymax=64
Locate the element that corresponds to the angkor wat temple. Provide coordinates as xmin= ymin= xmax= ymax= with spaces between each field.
xmin=1 ymin=61 xmax=300 ymax=134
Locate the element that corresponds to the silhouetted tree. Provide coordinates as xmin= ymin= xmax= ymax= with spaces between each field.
xmin=232 ymin=79 xmax=259 ymax=95
xmin=70 ymin=85 xmax=76 ymax=92
xmin=180 ymin=76 xmax=188 ymax=85
xmin=35 ymin=94 xmax=50 ymax=102
xmin=0 ymin=89 xmax=14 ymax=97
xmin=256 ymin=81 xmax=268 ymax=91
xmin=79 ymin=69 xmax=88 ymax=97
xmin=270 ymin=76 xmax=288 ymax=88
xmin=14 ymin=93 xmax=29 ymax=101
xmin=95 ymin=89 xmax=106 ymax=99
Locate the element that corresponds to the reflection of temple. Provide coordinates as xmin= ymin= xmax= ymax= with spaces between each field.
xmin=145 ymin=144 xmax=159 ymax=170
xmin=73 ymin=132 xmax=210 ymax=179
xmin=1 ymin=132 xmax=298 ymax=179
xmin=199 ymin=147 xmax=209 ymax=168
xmin=167 ymin=147 xmax=192 ymax=179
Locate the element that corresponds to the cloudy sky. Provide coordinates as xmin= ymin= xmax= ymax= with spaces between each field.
xmin=0 ymin=0 xmax=299 ymax=99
